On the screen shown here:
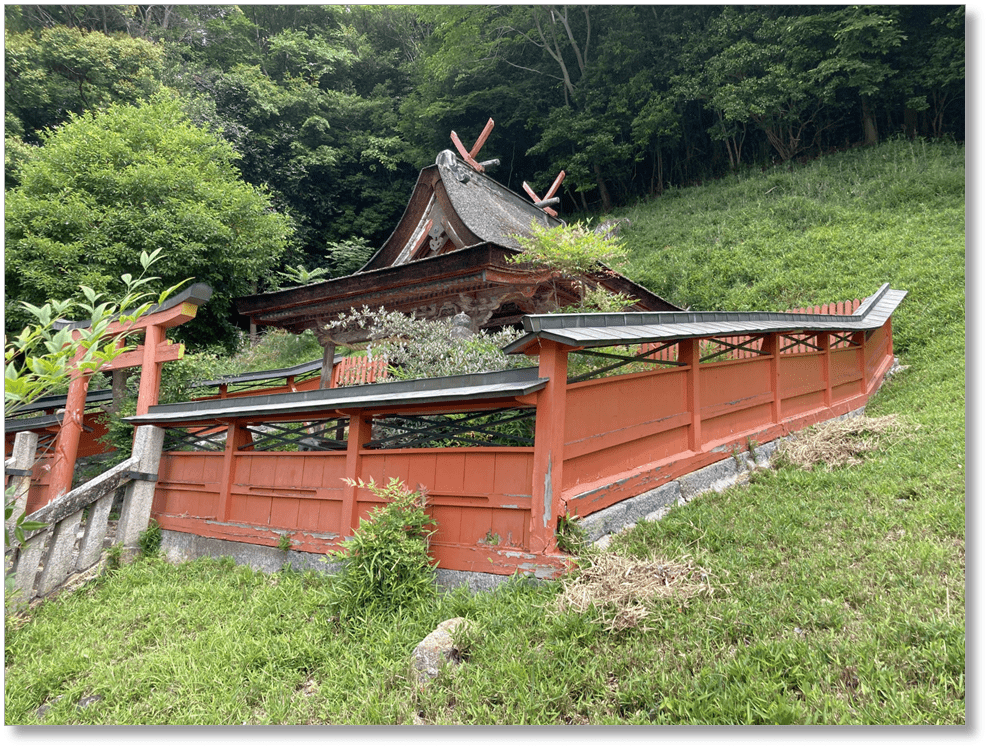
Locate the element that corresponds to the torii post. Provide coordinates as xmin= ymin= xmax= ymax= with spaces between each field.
xmin=44 ymin=284 xmax=212 ymax=505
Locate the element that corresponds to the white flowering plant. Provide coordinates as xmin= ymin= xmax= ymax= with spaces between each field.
xmin=322 ymin=307 xmax=530 ymax=382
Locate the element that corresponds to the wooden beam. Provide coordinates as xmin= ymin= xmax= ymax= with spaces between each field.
xmin=99 ymin=341 xmax=184 ymax=372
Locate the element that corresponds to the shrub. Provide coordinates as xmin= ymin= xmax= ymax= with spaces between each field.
xmin=321 ymin=307 xmax=526 ymax=381
xmin=327 ymin=477 xmax=438 ymax=621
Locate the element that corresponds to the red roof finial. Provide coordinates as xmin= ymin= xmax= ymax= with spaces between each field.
xmin=450 ymin=118 xmax=495 ymax=172
xmin=523 ymin=171 xmax=566 ymax=217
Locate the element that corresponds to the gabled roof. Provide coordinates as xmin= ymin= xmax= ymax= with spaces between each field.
xmin=236 ymin=149 xmax=680 ymax=336
xmin=362 ymin=150 xmax=562 ymax=271
xmin=504 ymin=284 xmax=907 ymax=354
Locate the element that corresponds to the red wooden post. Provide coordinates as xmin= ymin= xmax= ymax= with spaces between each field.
xmin=136 ymin=323 xmax=165 ymax=416
xmin=44 ymin=371 xmax=92 ymax=503
xmin=219 ymin=421 xmax=252 ymax=522
xmin=818 ymin=332 xmax=832 ymax=409
xmin=341 ymin=409 xmax=373 ymax=533
xmin=762 ymin=332 xmax=782 ymax=425
xmin=678 ymin=338 xmax=702 ymax=452
xmin=530 ymin=340 xmax=570 ymax=553
xmin=854 ymin=331 xmax=868 ymax=393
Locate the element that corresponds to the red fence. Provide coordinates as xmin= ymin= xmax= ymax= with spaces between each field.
xmin=563 ymin=321 xmax=890 ymax=518
xmin=145 ymin=304 xmax=896 ymax=577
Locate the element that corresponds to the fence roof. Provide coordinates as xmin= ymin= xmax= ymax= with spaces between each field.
xmin=504 ymin=284 xmax=907 ymax=354
xmin=193 ymin=358 xmax=325 ymax=388
xmin=6 ymin=389 xmax=114 ymax=420
xmin=125 ymin=367 xmax=547 ymax=425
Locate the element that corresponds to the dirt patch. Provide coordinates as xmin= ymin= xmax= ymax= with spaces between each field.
xmin=774 ymin=414 xmax=913 ymax=471
xmin=554 ymin=552 xmax=713 ymax=632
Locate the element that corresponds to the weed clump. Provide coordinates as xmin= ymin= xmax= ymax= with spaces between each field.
xmin=327 ymin=477 xmax=438 ymax=621
xmin=138 ymin=519 xmax=162 ymax=557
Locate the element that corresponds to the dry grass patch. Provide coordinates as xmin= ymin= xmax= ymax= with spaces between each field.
xmin=555 ymin=553 xmax=714 ymax=632
xmin=774 ymin=414 xmax=913 ymax=471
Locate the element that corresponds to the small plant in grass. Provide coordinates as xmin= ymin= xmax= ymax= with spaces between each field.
xmin=138 ymin=520 xmax=162 ymax=557
xmin=555 ymin=512 xmax=589 ymax=555
xmin=105 ymin=543 xmax=123 ymax=570
xmin=327 ymin=477 xmax=438 ymax=621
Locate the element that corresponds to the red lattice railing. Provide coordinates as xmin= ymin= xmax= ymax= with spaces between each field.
xmin=330 ymin=354 xmax=388 ymax=387
xmin=637 ymin=297 xmax=864 ymax=361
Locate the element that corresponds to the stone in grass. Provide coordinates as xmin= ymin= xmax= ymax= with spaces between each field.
xmin=412 ymin=617 xmax=468 ymax=686
xmin=36 ymin=694 xmax=104 ymax=719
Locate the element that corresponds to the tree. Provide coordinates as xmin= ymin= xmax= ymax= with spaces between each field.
xmin=811 ymin=5 xmax=905 ymax=147
xmin=4 ymin=24 xmax=163 ymax=144
xmin=4 ymin=95 xmax=292 ymax=353
xmin=161 ymin=5 xmax=422 ymax=269
xmin=509 ymin=220 xmax=635 ymax=312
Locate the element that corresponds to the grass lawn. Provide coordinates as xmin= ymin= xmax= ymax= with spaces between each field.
xmin=4 ymin=138 xmax=966 ymax=725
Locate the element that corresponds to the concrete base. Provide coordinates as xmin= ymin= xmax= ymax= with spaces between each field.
xmin=162 ymin=530 xmax=344 ymax=576
xmin=577 ymin=406 xmax=867 ymax=548
xmin=161 ymin=529 xmax=521 ymax=593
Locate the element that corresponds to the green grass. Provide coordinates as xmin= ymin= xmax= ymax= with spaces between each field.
xmin=4 ymin=138 xmax=965 ymax=724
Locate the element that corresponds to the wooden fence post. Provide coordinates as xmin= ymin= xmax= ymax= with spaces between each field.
xmin=219 ymin=421 xmax=252 ymax=522
xmin=116 ymin=424 xmax=165 ymax=562
xmin=5 ymin=430 xmax=39 ymax=546
xmin=678 ymin=338 xmax=702 ymax=452
xmin=530 ymin=340 xmax=570 ymax=554
xmin=818 ymin=332 xmax=833 ymax=409
xmin=44 ymin=371 xmax=92 ymax=505
xmin=763 ymin=333 xmax=782 ymax=426
xmin=341 ymin=409 xmax=373 ymax=533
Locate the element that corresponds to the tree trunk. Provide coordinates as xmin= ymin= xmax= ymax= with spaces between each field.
xmin=861 ymin=96 xmax=879 ymax=146
xmin=593 ymin=163 xmax=613 ymax=213
xmin=904 ymin=106 xmax=918 ymax=139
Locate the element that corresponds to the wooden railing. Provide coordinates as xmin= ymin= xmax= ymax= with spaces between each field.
xmin=5 ymin=425 xmax=164 ymax=603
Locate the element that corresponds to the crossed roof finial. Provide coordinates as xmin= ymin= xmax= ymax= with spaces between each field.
xmin=523 ymin=171 xmax=566 ymax=217
xmin=450 ymin=118 xmax=496 ymax=172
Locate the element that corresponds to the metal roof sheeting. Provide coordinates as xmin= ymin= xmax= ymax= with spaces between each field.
xmin=504 ymin=284 xmax=907 ymax=353
xmin=126 ymin=367 xmax=547 ymax=425
xmin=7 ymin=389 xmax=113 ymax=418
xmin=193 ymin=359 xmax=324 ymax=388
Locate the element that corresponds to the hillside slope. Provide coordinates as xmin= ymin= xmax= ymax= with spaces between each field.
xmin=4 ymin=138 xmax=966 ymax=725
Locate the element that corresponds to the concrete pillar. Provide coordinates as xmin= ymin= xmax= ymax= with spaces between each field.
xmin=116 ymin=424 xmax=164 ymax=560
xmin=5 ymin=430 xmax=39 ymax=545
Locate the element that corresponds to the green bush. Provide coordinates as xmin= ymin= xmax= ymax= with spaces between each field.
xmin=327 ymin=478 xmax=438 ymax=621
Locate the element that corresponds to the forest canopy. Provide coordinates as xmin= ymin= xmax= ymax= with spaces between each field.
xmin=3 ymin=4 xmax=965 ymax=345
